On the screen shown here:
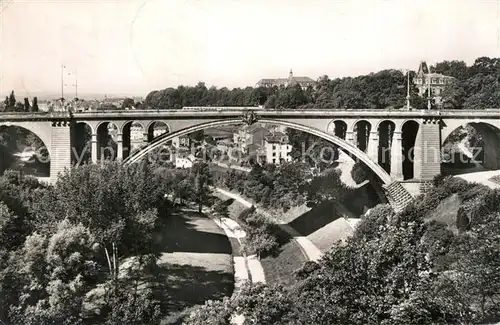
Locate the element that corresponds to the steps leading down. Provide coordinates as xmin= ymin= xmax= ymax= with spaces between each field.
xmin=384 ymin=181 xmax=414 ymax=213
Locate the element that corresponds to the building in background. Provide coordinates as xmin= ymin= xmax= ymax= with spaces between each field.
xmin=171 ymin=135 xmax=191 ymax=149
xmin=414 ymin=61 xmax=455 ymax=105
xmin=262 ymin=131 xmax=292 ymax=165
xmin=153 ymin=124 xmax=169 ymax=138
xmin=175 ymin=154 xmax=197 ymax=169
xmin=256 ymin=69 xmax=316 ymax=90
xmin=130 ymin=123 xmax=144 ymax=151
xmin=234 ymin=125 xmax=271 ymax=154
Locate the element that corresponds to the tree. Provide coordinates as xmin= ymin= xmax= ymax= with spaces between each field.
xmin=431 ymin=60 xmax=469 ymax=80
xmin=8 ymin=91 xmax=16 ymax=109
xmin=14 ymin=102 xmax=24 ymax=112
xmin=121 ymin=98 xmax=135 ymax=109
xmin=307 ymin=168 xmax=348 ymax=204
xmin=103 ymin=286 xmax=162 ymax=325
xmin=184 ymin=298 xmax=234 ymax=325
xmin=23 ymin=98 xmax=30 ymax=112
xmin=191 ymin=162 xmax=213 ymax=213
xmin=441 ymin=80 xmax=466 ymax=109
xmin=205 ymin=135 xmax=216 ymax=145
xmin=213 ymin=200 xmax=229 ymax=223
xmin=32 ymin=97 xmax=39 ymax=112
xmin=189 ymin=130 xmax=205 ymax=143
xmin=235 ymin=283 xmax=295 ymax=324
xmin=351 ymin=161 xmax=367 ymax=184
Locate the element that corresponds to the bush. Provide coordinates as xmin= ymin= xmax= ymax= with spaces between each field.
xmin=351 ymin=162 xmax=367 ymax=184
xmin=182 ymin=298 xmax=233 ymax=325
xmin=237 ymin=208 xmax=280 ymax=258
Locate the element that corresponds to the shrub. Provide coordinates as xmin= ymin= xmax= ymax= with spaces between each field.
xmin=350 ymin=162 xmax=367 ymax=184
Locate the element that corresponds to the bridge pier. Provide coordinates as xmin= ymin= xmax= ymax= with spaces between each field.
xmin=116 ymin=133 xmax=123 ymax=161
xmin=345 ymin=131 xmax=355 ymax=146
xmin=390 ymin=131 xmax=403 ymax=180
xmin=50 ymin=121 xmax=72 ymax=184
xmin=367 ymin=131 xmax=379 ymax=163
xmin=91 ymin=134 xmax=98 ymax=164
xmin=414 ymin=119 xmax=441 ymax=191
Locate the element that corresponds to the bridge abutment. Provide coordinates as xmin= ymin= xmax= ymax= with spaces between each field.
xmin=50 ymin=121 xmax=72 ymax=184
xmin=413 ymin=119 xmax=441 ymax=190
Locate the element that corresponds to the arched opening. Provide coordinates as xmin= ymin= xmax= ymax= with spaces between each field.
xmin=353 ymin=120 xmax=371 ymax=153
xmin=96 ymin=122 xmax=119 ymax=161
xmin=0 ymin=125 xmax=50 ymax=177
xmin=147 ymin=121 xmax=169 ymax=142
xmin=122 ymin=121 xmax=146 ymax=159
xmin=333 ymin=121 xmax=347 ymax=139
xmin=442 ymin=123 xmax=500 ymax=175
xmin=71 ymin=122 xmax=92 ymax=166
xmin=401 ymin=120 xmax=419 ymax=180
xmin=378 ymin=120 xmax=395 ymax=173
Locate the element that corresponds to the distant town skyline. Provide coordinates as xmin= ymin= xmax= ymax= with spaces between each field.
xmin=1 ymin=0 xmax=499 ymax=99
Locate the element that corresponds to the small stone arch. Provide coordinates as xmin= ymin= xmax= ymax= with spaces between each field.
xmin=326 ymin=120 xmax=348 ymax=139
xmin=146 ymin=121 xmax=170 ymax=142
xmin=376 ymin=120 xmax=396 ymax=173
xmin=352 ymin=119 xmax=372 ymax=152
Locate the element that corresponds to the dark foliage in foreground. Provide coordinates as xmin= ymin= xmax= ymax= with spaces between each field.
xmin=187 ymin=176 xmax=500 ymax=324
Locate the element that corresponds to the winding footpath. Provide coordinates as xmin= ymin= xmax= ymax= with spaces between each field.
xmin=214 ymin=187 xmax=324 ymax=262
xmin=209 ymin=211 xmax=266 ymax=325
xmin=212 ymin=217 xmax=266 ymax=287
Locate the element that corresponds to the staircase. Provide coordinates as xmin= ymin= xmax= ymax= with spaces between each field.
xmin=384 ymin=181 xmax=414 ymax=213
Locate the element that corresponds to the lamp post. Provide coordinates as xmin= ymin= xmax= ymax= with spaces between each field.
xmin=427 ymin=74 xmax=432 ymax=110
xmin=406 ymin=69 xmax=411 ymax=110
xmin=61 ymin=65 xmax=66 ymax=105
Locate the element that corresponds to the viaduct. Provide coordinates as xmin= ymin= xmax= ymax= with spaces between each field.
xmin=0 ymin=108 xmax=498 ymax=211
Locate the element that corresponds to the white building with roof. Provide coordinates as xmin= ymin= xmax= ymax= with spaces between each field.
xmin=256 ymin=69 xmax=316 ymax=90
xmin=175 ymin=154 xmax=197 ymax=169
xmin=262 ymin=131 xmax=292 ymax=165
xmin=414 ymin=61 xmax=455 ymax=105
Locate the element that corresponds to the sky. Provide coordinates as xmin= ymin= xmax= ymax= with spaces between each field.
xmin=0 ymin=0 xmax=499 ymax=99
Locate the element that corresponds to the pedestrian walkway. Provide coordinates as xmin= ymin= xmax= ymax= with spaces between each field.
xmin=214 ymin=187 xmax=324 ymax=262
xmin=212 ymin=214 xmax=266 ymax=325
xmin=212 ymin=217 xmax=266 ymax=286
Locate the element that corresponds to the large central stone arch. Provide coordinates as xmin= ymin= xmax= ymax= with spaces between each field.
xmin=123 ymin=118 xmax=392 ymax=184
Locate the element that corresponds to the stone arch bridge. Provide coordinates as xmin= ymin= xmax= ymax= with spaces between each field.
xmin=0 ymin=109 xmax=498 ymax=211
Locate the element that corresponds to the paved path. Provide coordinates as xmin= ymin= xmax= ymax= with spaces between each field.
xmin=212 ymin=214 xmax=266 ymax=325
xmin=213 ymin=217 xmax=266 ymax=286
xmin=455 ymin=170 xmax=500 ymax=189
xmin=215 ymin=187 xmax=324 ymax=262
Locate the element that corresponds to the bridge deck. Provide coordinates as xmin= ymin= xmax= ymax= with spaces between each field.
xmin=0 ymin=109 xmax=497 ymax=121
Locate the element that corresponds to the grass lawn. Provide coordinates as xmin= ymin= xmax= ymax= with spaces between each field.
xmin=426 ymin=193 xmax=461 ymax=233
xmin=152 ymin=207 xmax=234 ymax=324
